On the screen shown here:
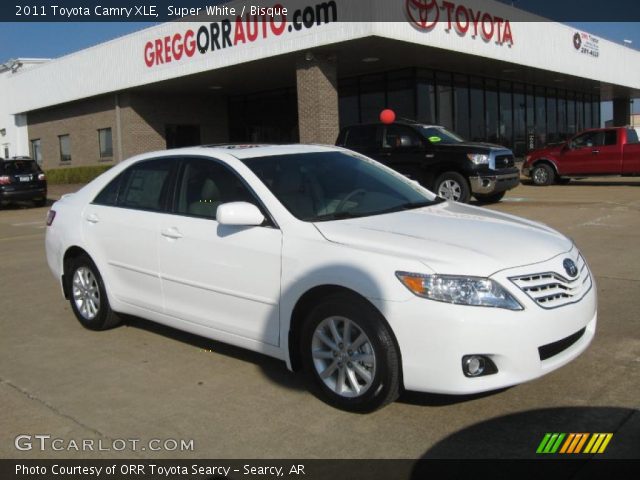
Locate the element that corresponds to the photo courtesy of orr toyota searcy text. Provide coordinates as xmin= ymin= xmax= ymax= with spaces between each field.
xmin=144 ymin=2 xmax=338 ymax=68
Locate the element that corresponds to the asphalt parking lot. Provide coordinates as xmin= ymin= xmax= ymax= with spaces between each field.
xmin=0 ymin=179 xmax=638 ymax=460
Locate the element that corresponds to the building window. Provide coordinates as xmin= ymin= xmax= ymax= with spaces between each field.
xmin=469 ymin=76 xmax=485 ymax=142
xmin=499 ymin=80 xmax=513 ymax=149
xmin=31 ymin=139 xmax=42 ymax=165
xmin=58 ymin=135 xmax=71 ymax=162
xmin=454 ymin=75 xmax=470 ymax=140
xmin=416 ymin=69 xmax=436 ymax=124
xmin=436 ymin=72 xmax=453 ymax=129
xmin=387 ymin=69 xmax=415 ymax=121
xmin=338 ymin=78 xmax=359 ymax=128
xmin=3 ymin=145 xmax=8 ymax=159
xmin=359 ymin=74 xmax=385 ymax=123
xmin=98 ymin=128 xmax=113 ymax=158
xmin=485 ymin=79 xmax=499 ymax=144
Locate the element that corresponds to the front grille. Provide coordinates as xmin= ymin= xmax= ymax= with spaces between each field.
xmin=538 ymin=328 xmax=586 ymax=361
xmin=509 ymin=255 xmax=592 ymax=309
xmin=495 ymin=154 xmax=515 ymax=169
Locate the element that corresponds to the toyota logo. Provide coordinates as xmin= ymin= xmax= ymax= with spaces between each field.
xmin=406 ymin=0 xmax=440 ymax=31
xmin=563 ymin=258 xmax=578 ymax=278
xmin=573 ymin=32 xmax=582 ymax=50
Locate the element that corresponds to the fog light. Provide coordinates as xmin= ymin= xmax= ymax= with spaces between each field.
xmin=462 ymin=355 xmax=497 ymax=378
xmin=464 ymin=355 xmax=485 ymax=376
xmin=482 ymin=179 xmax=491 ymax=188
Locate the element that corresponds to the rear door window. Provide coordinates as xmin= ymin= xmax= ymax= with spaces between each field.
xmin=114 ymin=159 xmax=175 ymax=212
xmin=344 ymin=126 xmax=379 ymax=150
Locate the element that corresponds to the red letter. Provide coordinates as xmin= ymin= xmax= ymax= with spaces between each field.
xmin=154 ymin=39 xmax=164 ymax=64
xmin=502 ymin=20 xmax=513 ymax=45
xmin=172 ymin=33 xmax=183 ymax=60
xmin=455 ymin=5 xmax=469 ymax=34
xmin=245 ymin=15 xmax=259 ymax=41
xmin=234 ymin=16 xmax=246 ymax=44
xmin=144 ymin=41 xmax=154 ymax=67
xmin=481 ymin=13 xmax=494 ymax=41
xmin=184 ymin=29 xmax=196 ymax=56
xmin=270 ymin=4 xmax=286 ymax=35
xmin=469 ymin=8 xmax=481 ymax=36
xmin=494 ymin=16 xmax=504 ymax=43
xmin=164 ymin=36 xmax=172 ymax=62
xmin=442 ymin=1 xmax=454 ymax=30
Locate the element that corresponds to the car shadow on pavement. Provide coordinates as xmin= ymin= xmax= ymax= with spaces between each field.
xmin=398 ymin=387 xmax=510 ymax=407
xmin=122 ymin=315 xmax=308 ymax=392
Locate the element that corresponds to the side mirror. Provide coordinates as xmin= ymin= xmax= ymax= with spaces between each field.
xmin=216 ymin=202 xmax=264 ymax=226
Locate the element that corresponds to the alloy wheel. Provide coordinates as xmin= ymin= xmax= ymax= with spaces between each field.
xmin=311 ymin=316 xmax=377 ymax=398
xmin=72 ymin=266 xmax=101 ymax=321
xmin=438 ymin=179 xmax=462 ymax=201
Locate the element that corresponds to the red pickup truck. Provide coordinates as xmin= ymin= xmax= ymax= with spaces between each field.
xmin=522 ymin=127 xmax=640 ymax=185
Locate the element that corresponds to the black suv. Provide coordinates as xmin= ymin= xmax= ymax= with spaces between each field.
xmin=0 ymin=159 xmax=47 ymax=207
xmin=336 ymin=122 xmax=520 ymax=203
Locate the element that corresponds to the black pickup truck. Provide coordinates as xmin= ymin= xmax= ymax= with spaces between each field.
xmin=336 ymin=122 xmax=520 ymax=203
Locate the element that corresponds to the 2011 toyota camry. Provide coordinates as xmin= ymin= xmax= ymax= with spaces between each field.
xmin=45 ymin=145 xmax=596 ymax=412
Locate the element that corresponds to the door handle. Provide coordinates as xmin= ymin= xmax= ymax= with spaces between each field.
xmin=591 ymin=149 xmax=600 ymax=155
xmin=161 ymin=227 xmax=183 ymax=240
xmin=86 ymin=213 xmax=99 ymax=224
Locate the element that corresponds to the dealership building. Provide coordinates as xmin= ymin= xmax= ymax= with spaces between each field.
xmin=1 ymin=0 xmax=640 ymax=169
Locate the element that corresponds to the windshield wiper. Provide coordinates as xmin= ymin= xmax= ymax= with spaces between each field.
xmin=376 ymin=198 xmax=445 ymax=215
xmin=310 ymin=211 xmax=365 ymax=222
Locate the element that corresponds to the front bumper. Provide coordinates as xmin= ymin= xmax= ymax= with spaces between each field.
xmin=377 ymin=248 xmax=597 ymax=394
xmin=469 ymin=172 xmax=520 ymax=195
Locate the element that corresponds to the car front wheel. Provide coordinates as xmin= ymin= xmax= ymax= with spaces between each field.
xmin=435 ymin=172 xmax=471 ymax=203
xmin=301 ymin=293 xmax=401 ymax=412
xmin=67 ymin=255 xmax=121 ymax=330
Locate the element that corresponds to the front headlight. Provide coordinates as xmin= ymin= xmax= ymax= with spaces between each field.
xmin=396 ymin=272 xmax=523 ymax=310
xmin=466 ymin=153 xmax=490 ymax=165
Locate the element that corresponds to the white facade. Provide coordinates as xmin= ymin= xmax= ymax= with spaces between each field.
xmin=2 ymin=0 xmax=640 ymax=156
xmin=0 ymin=59 xmax=49 ymax=158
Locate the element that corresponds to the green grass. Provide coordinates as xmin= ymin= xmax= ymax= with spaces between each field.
xmin=45 ymin=165 xmax=113 ymax=185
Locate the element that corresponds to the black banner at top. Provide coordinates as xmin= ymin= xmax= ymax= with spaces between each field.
xmin=3 ymin=0 xmax=640 ymax=22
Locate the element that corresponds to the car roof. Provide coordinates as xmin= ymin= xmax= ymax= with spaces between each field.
xmin=344 ymin=122 xmax=443 ymax=129
xmin=140 ymin=143 xmax=343 ymax=161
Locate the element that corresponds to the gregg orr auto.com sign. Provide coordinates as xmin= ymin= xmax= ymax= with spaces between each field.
xmin=144 ymin=1 xmax=337 ymax=68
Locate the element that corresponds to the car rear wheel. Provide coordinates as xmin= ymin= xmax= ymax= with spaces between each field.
xmin=300 ymin=293 xmax=401 ymax=412
xmin=67 ymin=255 xmax=121 ymax=330
xmin=435 ymin=172 xmax=471 ymax=203
xmin=531 ymin=163 xmax=555 ymax=186
xmin=474 ymin=191 xmax=506 ymax=204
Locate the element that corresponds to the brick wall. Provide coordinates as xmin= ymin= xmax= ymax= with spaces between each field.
xmin=28 ymin=95 xmax=117 ymax=170
xmin=27 ymin=92 xmax=229 ymax=170
xmin=296 ymin=54 xmax=339 ymax=145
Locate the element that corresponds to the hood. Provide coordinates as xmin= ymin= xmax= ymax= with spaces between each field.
xmin=313 ymin=202 xmax=572 ymax=277
xmin=530 ymin=144 xmax=564 ymax=158
xmin=433 ymin=142 xmax=508 ymax=153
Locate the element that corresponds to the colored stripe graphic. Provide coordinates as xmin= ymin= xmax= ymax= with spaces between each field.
xmin=538 ymin=433 xmax=613 ymax=454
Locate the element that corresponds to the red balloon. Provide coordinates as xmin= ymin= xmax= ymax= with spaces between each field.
xmin=380 ymin=109 xmax=396 ymax=124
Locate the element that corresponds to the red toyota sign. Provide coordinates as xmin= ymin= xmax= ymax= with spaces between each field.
xmin=406 ymin=0 xmax=514 ymax=46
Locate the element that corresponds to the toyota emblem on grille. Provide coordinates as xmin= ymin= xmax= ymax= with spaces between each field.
xmin=563 ymin=259 xmax=578 ymax=278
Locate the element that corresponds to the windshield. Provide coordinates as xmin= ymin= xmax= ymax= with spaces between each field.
xmin=242 ymin=151 xmax=442 ymax=222
xmin=418 ymin=126 xmax=465 ymax=145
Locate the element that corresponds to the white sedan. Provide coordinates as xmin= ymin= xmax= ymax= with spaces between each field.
xmin=45 ymin=145 xmax=596 ymax=412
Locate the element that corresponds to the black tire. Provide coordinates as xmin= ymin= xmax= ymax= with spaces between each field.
xmin=474 ymin=191 xmax=506 ymax=204
xmin=531 ymin=163 xmax=555 ymax=186
xmin=300 ymin=293 xmax=401 ymax=413
xmin=434 ymin=172 xmax=471 ymax=203
xmin=67 ymin=254 xmax=121 ymax=331
xmin=556 ymin=177 xmax=571 ymax=185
